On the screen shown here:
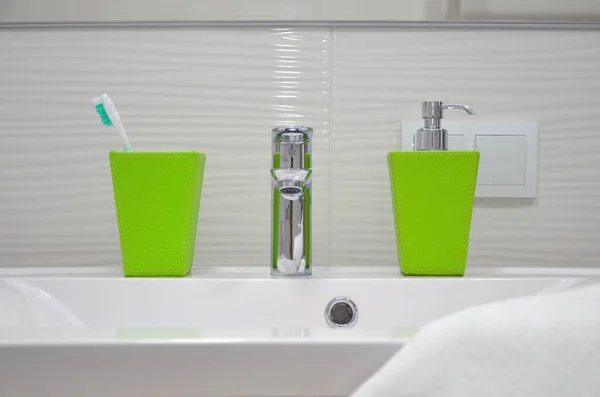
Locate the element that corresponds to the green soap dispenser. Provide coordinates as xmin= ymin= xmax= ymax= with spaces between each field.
xmin=388 ymin=101 xmax=479 ymax=276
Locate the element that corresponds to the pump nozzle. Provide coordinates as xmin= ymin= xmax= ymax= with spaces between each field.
xmin=416 ymin=101 xmax=474 ymax=151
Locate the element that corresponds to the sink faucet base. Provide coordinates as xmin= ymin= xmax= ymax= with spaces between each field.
xmin=270 ymin=268 xmax=312 ymax=277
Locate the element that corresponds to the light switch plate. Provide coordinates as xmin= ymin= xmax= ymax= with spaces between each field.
xmin=401 ymin=122 xmax=538 ymax=198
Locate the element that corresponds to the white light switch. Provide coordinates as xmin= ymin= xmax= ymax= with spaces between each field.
xmin=448 ymin=134 xmax=467 ymax=150
xmin=401 ymin=122 xmax=538 ymax=198
xmin=475 ymin=135 xmax=527 ymax=186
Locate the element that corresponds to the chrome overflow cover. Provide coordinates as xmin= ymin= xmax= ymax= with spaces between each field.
xmin=325 ymin=297 xmax=358 ymax=328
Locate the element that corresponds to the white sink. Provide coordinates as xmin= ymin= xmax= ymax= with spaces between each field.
xmin=0 ymin=266 xmax=597 ymax=397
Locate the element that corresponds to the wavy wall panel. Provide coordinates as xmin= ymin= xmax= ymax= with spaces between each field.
xmin=0 ymin=27 xmax=331 ymax=267
xmin=2 ymin=27 xmax=600 ymax=268
xmin=331 ymin=29 xmax=600 ymax=267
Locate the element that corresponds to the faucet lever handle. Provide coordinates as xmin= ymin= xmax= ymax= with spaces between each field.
xmin=441 ymin=103 xmax=475 ymax=115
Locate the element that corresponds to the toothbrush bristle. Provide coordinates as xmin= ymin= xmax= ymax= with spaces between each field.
xmin=95 ymin=104 xmax=113 ymax=126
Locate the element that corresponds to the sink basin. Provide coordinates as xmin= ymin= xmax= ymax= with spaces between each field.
xmin=0 ymin=266 xmax=597 ymax=397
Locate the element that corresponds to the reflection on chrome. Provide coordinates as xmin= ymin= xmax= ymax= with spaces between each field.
xmin=270 ymin=126 xmax=313 ymax=277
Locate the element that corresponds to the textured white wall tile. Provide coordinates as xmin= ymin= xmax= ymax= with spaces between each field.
xmin=3 ymin=26 xmax=600 ymax=270
xmin=331 ymin=29 xmax=600 ymax=267
xmin=0 ymin=27 xmax=331 ymax=268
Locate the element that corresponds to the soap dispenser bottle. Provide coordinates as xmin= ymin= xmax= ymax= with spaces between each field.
xmin=388 ymin=101 xmax=479 ymax=276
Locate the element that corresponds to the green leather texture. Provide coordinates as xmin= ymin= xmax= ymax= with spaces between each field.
xmin=388 ymin=151 xmax=479 ymax=276
xmin=109 ymin=151 xmax=206 ymax=277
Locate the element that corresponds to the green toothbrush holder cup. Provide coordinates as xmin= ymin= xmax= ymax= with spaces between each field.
xmin=109 ymin=151 xmax=206 ymax=277
xmin=388 ymin=151 xmax=479 ymax=276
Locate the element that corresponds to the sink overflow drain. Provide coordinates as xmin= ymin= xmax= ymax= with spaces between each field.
xmin=325 ymin=297 xmax=358 ymax=328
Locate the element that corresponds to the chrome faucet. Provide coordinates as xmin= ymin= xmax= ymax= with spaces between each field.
xmin=270 ymin=126 xmax=313 ymax=276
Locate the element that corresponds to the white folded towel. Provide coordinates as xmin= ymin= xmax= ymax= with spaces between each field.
xmin=351 ymin=283 xmax=600 ymax=397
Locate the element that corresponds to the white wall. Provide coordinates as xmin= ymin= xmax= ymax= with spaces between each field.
xmin=2 ymin=0 xmax=600 ymax=22
xmin=1 ymin=26 xmax=600 ymax=268
xmin=0 ymin=0 xmax=448 ymax=23
xmin=331 ymin=28 xmax=600 ymax=268
xmin=461 ymin=0 xmax=600 ymax=21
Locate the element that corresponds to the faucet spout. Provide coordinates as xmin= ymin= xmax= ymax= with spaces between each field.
xmin=270 ymin=127 xmax=313 ymax=277
xmin=271 ymin=169 xmax=312 ymax=200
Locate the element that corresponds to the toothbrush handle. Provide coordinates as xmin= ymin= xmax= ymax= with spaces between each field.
xmin=115 ymin=123 xmax=132 ymax=151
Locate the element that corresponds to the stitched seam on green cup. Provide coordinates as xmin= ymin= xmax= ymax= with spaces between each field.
xmin=111 ymin=158 xmax=127 ymax=271
xmin=392 ymin=153 xmax=408 ymax=270
xmin=112 ymin=155 xmax=194 ymax=275
xmin=182 ymin=156 xmax=195 ymax=273
xmin=460 ymin=154 xmax=478 ymax=273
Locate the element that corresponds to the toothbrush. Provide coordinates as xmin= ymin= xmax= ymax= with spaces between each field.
xmin=92 ymin=94 xmax=133 ymax=152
